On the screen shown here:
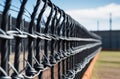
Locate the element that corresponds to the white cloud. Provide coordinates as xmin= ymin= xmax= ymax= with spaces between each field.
xmin=66 ymin=3 xmax=120 ymax=20
xmin=65 ymin=3 xmax=120 ymax=30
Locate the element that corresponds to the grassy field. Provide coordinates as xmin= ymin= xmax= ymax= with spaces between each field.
xmin=92 ymin=51 xmax=120 ymax=79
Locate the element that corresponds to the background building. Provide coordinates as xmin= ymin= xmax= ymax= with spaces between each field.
xmin=93 ymin=30 xmax=120 ymax=50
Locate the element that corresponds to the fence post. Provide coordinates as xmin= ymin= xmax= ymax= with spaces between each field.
xmin=26 ymin=0 xmax=41 ymax=76
xmin=12 ymin=1 xmax=27 ymax=78
xmin=0 ymin=0 xmax=11 ymax=77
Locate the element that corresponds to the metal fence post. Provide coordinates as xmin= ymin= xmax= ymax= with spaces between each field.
xmin=26 ymin=0 xmax=41 ymax=76
xmin=12 ymin=1 xmax=27 ymax=78
xmin=0 ymin=0 xmax=11 ymax=77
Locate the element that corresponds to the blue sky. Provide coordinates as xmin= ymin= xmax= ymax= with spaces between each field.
xmin=51 ymin=0 xmax=120 ymax=10
xmin=51 ymin=0 xmax=120 ymax=31
xmin=0 ymin=0 xmax=120 ymax=31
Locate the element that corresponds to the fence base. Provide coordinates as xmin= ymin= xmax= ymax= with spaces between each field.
xmin=82 ymin=49 xmax=100 ymax=79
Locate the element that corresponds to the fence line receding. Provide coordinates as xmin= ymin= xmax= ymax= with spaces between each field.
xmin=0 ymin=0 xmax=102 ymax=79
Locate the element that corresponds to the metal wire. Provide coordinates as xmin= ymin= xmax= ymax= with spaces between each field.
xmin=0 ymin=0 xmax=102 ymax=79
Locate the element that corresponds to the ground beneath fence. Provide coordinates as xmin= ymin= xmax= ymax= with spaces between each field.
xmin=92 ymin=51 xmax=120 ymax=79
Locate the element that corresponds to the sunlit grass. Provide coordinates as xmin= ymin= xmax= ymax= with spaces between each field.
xmin=92 ymin=51 xmax=120 ymax=79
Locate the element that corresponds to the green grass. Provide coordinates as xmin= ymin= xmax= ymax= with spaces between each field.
xmin=92 ymin=51 xmax=120 ymax=79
